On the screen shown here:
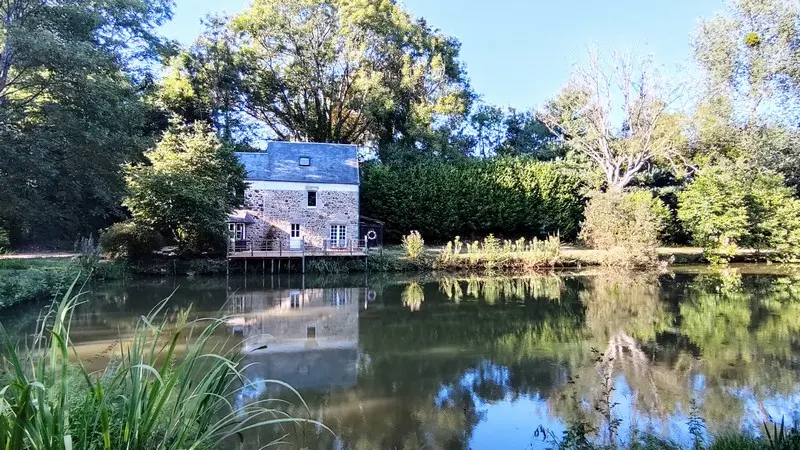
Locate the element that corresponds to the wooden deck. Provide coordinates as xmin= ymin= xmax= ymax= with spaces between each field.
xmin=227 ymin=238 xmax=369 ymax=260
xmin=226 ymin=239 xmax=369 ymax=274
xmin=227 ymin=249 xmax=367 ymax=259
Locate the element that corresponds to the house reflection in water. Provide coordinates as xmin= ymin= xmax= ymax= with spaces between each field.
xmin=226 ymin=281 xmax=365 ymax=402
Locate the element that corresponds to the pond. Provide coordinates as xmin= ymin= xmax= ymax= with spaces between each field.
xmin=2 ymin=266 xmax=800 ymax=449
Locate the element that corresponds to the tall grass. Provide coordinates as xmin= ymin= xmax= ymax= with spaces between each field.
xmin=0 ymin=278 xmax=326 ymax=449
xmin=437 ymin=235 xmax=561 ymax=271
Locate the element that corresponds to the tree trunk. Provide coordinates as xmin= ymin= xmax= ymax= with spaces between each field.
xmin=0 ymin=34 xmax=13 ymax=102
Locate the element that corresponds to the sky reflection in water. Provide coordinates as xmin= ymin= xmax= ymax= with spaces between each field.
xmin=5 ymin=268 xmax=800 ymax=449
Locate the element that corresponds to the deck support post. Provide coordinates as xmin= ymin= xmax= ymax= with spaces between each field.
xmin=226 ymin=258 xmax=229 ymax=276
xmin=262 ymin=259 xmax=265 ymax=275
xmin=244 ymin=259 xmax=247 ymax=275
xmin=271 ymin=259 xmax=274 ymax=274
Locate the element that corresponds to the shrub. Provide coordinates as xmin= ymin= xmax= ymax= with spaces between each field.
xmin=677 ymin=164 xmax=749 ymax=251
xmin=678 ymin=163 xmax=800 ymax=259
xmin=580 ymin=190 xmax=669 ymax=267
xmin=0 ymin=267 xmax=75 ymax=309
xmin=99 ymin=221 xmax=165 ymax=260
xmin=402 ymin=231 xmax=425 ymax=259
xmin=361 ymin=157 xmax=587 ymax=243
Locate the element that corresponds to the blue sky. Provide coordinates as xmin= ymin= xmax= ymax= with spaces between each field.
xmin=160 ymin=0 xmax=723 ymax=110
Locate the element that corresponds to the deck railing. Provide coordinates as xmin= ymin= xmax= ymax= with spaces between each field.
xmin=321 ymin=239 xmax=367 ymax=255
xmin=227 ymin=238 xmax=368 ymax=256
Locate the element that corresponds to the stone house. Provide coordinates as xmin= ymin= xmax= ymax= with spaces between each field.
xmin=228 ymin=142 xmax=360 ymax=251
xmin=226 ymin=285 xmax=362 ymax=397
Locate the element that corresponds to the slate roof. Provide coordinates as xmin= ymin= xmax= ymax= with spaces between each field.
xmin=235 ymin=142 xmax=359 ymax=185
xmin=227 ymin=209 xmax=258 ymax=224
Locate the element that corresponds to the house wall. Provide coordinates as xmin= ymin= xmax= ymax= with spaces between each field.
xmin=243 ymin=180 xmax=360 ymax=248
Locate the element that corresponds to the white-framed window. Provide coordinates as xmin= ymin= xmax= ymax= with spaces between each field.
xmin=290 ymin=291 xmax=301 ymax=308
xmin=330 ymin=290 xmax=347 ymax=306
xmin=329 ymin=225 xmax=346 ymax=247
xmin=307 ymin=190 xmax=317 ymax=207
xmin=290 ymin=223 xmax=301 ymax=238
xmin=228 ymin=223 xmax=245 ymax=240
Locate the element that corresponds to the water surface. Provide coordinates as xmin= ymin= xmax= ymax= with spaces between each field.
xmin=3 ymin=267 xmax=800 ymax=449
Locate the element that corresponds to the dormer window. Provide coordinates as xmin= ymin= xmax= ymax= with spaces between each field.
xmin=299 ymin=156 xmax=310 ymax=166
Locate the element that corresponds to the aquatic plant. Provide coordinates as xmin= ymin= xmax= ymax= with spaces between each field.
xmin=0 ymin=278 xmax=324 ymax=449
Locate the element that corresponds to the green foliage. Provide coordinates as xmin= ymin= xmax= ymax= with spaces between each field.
xmin=694 ymin=0 xmax=800 ymax=124
xmin=230 ymin=0 xmax=471 ymax=156
xmin=401 ymin=231 xmax=425 ymax=260
xmin=580 ymin=191 xmax=669 ymax=267
xmin=123 ymin=122 xmax=246 ymax=254
xmin=467 ymin=104 xmax=561 ymax=158
xmin=0 ymin=282 xmax=322 ymax=448
xmin=361 ymin=157 xmax=587 ymax=243
xmin=99 ymin=222 xmax=166 ymax=260
xmin=763 ymin=419 xmax=800 ymax=450
xmin=677 ymin=164 xmax=749 ymax=250
xmin=157 ymin=17 xmax=254 ymax=148
xmin=0 ymin=266 xmax=75 ymax=310
xmin=709 ymin=434 xmax=771 ymax=450
xmin=0 ymin=0 xmax=173 ymax=246
xmin=678 ymin=163 xmax=800 ymax=258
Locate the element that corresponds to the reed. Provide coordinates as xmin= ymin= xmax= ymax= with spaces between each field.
xmin=0 ymin=277 xmax=326 ymax=449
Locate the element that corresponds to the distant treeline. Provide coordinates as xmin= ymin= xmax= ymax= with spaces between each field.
xmin=361 ymin=158 xmax=587 ymax=243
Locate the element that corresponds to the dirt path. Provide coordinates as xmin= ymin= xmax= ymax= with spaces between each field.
xmin=0 ymin=252 xmax=77 ymax=260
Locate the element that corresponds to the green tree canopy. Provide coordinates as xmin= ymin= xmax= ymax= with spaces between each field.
xmin=124 ymin=122 xmax=246 ymax=253
xmin=230 ymin=0 xmax=472 ymax=157
xmin=157 ymin=16 xmax=255 ymax=147
xmin=0 ymin=0 xmax=173 ymax=245
xmin=466 ymin=104 xmax=561 ymax=158
xmin=693 ymin=0 xmax=800 ymax=124
xmin=678 ymin=162 xmax=800 ymax=256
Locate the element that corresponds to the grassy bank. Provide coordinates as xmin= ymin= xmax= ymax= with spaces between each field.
xmin=0 ymin=245 xmax=777 ymax=311
xmin=0 ymin=258 xmax=78 ymax=309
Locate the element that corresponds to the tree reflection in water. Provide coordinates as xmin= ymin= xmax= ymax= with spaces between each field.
xmin=10 ymin=270 xmax=800 ymax=449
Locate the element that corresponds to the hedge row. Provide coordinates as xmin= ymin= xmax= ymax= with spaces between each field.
xmin=360 ymin=158 xmax=587 ymax=243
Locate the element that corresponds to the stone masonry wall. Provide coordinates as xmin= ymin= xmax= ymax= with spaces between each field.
xmin=243 ymin=187 xmax=359 ymax=249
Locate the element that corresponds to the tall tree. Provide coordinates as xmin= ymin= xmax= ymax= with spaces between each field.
xmin=158 ymin=16 xmax=253 ymax=146
xmin=499 ymin=109 xmax=562 ymax=158
xmin=469 ymin=105 xmax=506 ymax=158
xmin=230 ymin=0 xmax=472 ymax=155
xmin=537 ymin=51 xmax=687 ymax=192
xmin=0 ymin=0 xmax=173 ymax=245
xmin=693 ymin=0 xmax=800 ymax=125
xmin=462 ymin=104 xmax=561 ymax=158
